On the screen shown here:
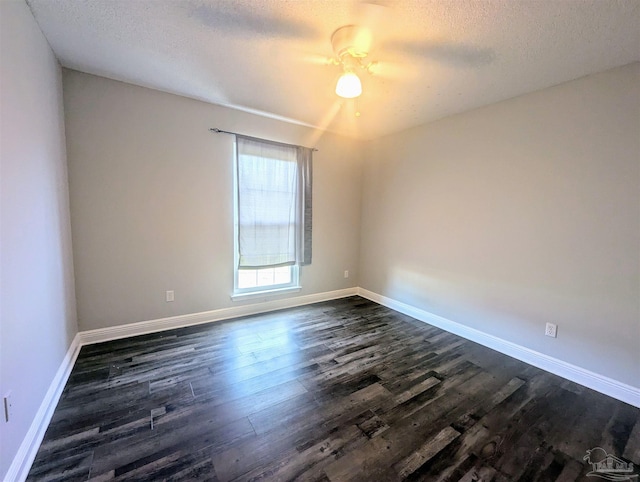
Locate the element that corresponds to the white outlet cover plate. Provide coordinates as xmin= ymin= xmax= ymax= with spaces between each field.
xmin=545 ymin=323 xmax=557 ymax=338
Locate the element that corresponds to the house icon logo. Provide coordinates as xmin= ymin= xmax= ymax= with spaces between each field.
xmin=583 ymin=447 xmax=638 ymax=481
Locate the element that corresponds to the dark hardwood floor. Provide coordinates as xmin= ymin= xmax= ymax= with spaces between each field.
xmin=27 ymin=297 xmax=639 ymax=481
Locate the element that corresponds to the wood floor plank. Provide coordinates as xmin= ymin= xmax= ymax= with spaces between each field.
xmin=457 ymin=464 xmax=496 ymax=482
xmin=323 ymin=371 xmax=501 ymax=481
xmin=624 ymin=415 xmax=640 ymax=463
xmin=25 ymin=297 xmax=639 ymax=482
xmin=409 ymin=375 xmax=530 ymax=481
xmin=394 ymin=426 xmax=461 ymax=478
xmin=234 ymin=424 xmax=367 ymax=482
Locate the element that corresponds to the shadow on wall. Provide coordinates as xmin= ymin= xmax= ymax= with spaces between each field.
xmin=383 ymin=265 xmax=540 ymax=340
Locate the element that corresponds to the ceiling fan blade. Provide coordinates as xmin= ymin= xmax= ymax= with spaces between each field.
xmin=343 ymin=1 xmax=392 ymax=55
xmin=384 ymin=39 xmax=496 ymax=68
xmin=352 ymin=1 xmax=390 ymax=34
xmin=190 ymin=3 xmax=318 ymax=39
xmin=284 ymin=48 xmax=336 ymax=67
xmin=368 ymin=60 xmax=419 ymax=81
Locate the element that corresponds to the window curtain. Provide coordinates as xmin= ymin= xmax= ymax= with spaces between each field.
xmin=236 ymin=136 xmax=312 ymax=269
xmin=297 ymin=146 xmax=312 ymax=266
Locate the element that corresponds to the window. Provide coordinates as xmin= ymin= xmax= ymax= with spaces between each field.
xmin=233 ymin=136 xmax=312 ymax=297
xmin=237 ymin=266 xmax=298 ymax=291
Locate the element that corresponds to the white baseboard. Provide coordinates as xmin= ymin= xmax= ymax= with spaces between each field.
xmin=79 ymin=287 xmax=359 ymax=345
xmin=357 ymin=287 xmax=640 ymax=408
xmin=5 ymin=333 xmax=82 ymax=482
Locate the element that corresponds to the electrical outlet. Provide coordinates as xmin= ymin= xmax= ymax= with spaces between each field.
xmin=166 ymin=290 xmax=174 ymax=302
xmin=344 ymin=270 xmax=349 ymax=279
xmin=545 ymin=322 xmax=557 ymax=338
xmin=4 ymin=392 xmax=13 ymax=422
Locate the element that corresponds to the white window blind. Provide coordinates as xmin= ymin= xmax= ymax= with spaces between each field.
xmin=236 ymin=136 xmax=312 ymax=270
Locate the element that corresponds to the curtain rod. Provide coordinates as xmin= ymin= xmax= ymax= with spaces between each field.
xmin=209 ymin=128 xmax=318 ymax=152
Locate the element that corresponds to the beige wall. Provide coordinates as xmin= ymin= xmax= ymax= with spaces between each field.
xmin=63 ymin=70 xmax=363 ymax=331
xmin=0 ymin=1 xmax=78 ymax=478
xmin=360 ymin=62 xmax=640 ymax=387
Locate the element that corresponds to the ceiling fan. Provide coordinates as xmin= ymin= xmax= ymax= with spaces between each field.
xmin=329 ymin=24 xmax=378 ymax=99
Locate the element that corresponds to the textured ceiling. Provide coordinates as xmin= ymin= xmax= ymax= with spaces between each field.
xmin=26 ymin=0 xmax=640 ymax=140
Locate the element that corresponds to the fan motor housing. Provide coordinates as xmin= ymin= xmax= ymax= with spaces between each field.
xmin=331 ymin=25 xmax=371 ymax=59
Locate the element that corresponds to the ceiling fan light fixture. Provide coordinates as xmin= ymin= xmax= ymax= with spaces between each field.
xmin=335 ymin=71 xmax=362 ymax=98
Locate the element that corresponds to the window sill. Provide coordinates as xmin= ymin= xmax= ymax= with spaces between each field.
xmin=231 ymin=286 xmax=302 ymax=302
